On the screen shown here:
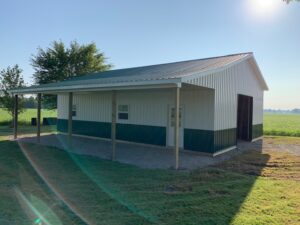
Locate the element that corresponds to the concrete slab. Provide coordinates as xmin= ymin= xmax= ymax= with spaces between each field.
xmin=17 ymin=134 xmax=259 ymax=170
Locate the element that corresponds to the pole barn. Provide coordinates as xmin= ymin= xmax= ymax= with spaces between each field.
xmin=10 ymin=53 xmax=268 ymax=169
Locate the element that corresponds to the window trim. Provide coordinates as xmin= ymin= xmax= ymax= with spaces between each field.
xmin=72 ymin=104 xmax=77 ymax=117
xmin=118 ymin=104 xmax=129 ymax=121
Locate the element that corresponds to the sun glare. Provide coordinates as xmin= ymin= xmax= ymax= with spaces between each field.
xmin=248 ymin=0 xmax=281 ymax=16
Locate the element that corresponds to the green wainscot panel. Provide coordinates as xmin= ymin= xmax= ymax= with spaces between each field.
xmin=184 ymin=129 xmax=214 ymax=153
xmin=57 ymin=119 xmax=111 ymax=139
xmin=57 ymin=119 xmax=166 ymax=146
xmin=184 ymin=128 xmax=237 ymax=154
xmin=214 ymin=128 xmax=237 ymax=152
xmin=116 ymin=123 xmax=166 ymax=146
xmin=252 ymin=124 xmax=263 ymax=139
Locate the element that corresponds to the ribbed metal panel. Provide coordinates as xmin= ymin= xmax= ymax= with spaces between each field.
xmin=57 ymin=87 xmax=214 ymax=130
xmin=57 ymin=94 xmax=67 ymax=119
xmin=181 ymin=88 xmax=214 ymax=130
xmin=116 ymin=89 xmax=171 ymax=126
xmin=57 ymin=92 xmax=112 ymax=122
xmin=184 ymin=59 xmax=264 ymax=130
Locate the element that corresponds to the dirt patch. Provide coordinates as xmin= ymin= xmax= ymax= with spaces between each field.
xmin=164 ymin=184 xmax=193 ymax=195
xmin=265 ymin=136 xmax=300 ymax=146
xmin=216 ymin=149 xmax=300 ymax=181
xmin=263 ymin=136 xmax=300 ymax=156
xmin=205 ymin=189 xmax=231 ymax=196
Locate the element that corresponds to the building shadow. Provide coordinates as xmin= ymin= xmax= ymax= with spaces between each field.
xmin=218 ymin=139 xmax=268 ymax=176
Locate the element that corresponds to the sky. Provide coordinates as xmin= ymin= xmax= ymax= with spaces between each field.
xmin=0 ymin=0 xmax=299 ymax=109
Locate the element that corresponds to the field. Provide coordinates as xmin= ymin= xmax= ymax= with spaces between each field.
xmin=264 ymin=113 xmax=300 ymax=137
xmin=0 ymin=108 xmax=57 ymax=126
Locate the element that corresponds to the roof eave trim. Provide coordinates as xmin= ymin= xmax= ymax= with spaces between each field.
xmin=9 ymin=78 xmax=182 ymax=94
xmin=248 ymin=57 xmax=269 ymax=91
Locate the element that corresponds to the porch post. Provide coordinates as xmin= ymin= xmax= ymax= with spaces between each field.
xmin=68 ymin=92 xmax=73 ymax=147
xmin=37 ymin=93 xmax=41 ymax=143
xmin=111 ymin=90 xmax=117 ymax=160
xmin=174 ymin=86 xmax=180 ymax=170
xmin=13 ymin=94 xmax=18 ymax=139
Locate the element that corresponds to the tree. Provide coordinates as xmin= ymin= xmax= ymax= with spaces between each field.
xmin=283 ymin=0 xmax=300 ymax=3
xmin=31 ymin=41 xmax=112 ymax=109
xmin=23 ymin=96 xmax=37 ymax=108
xmin=0 ymin=65 xmax=25 ymax=120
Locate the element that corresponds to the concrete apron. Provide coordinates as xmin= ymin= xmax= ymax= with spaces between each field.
xmin=16 ymin=133 xmax=255 ymax=170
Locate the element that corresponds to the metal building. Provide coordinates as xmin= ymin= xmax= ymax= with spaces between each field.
xmin=10 ymin=52 xmax=268 ymax=168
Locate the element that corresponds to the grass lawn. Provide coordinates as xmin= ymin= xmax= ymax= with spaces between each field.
xmin=0 ymin=125 xmax=57 ymax=139
xmin=264 ymin=113 xmax=300 ymax=137
xmin=0 ymin=108 xmax=57 ymax=126
xmin=0 ymin=128 xmax=299 ymax=225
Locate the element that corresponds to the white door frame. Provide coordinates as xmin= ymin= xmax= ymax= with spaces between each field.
xmin=167 ymin=104 xmax=184 ymax=148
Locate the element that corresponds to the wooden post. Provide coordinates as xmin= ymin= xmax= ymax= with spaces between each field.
xmin=37 ymin=93 xmax=41 ymax=143
xmin=174 ymin=87 xmax=180 ymax=170
xmin=68 ymin=92 xmax=73 ymax=147
xmin=13 ymin=94 xmax=18 ymax=139
xmin=111 ymin=90 xmax=117 ymax=160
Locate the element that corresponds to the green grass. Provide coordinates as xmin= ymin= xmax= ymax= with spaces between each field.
xmin=0 ymin=125 xmax=57 ymax=139
xmin=264 ymin=113 xmax=300 ymax=137
xmin=0 ymin=129 xmax=299 ymax=224
xmin=0 ymin=108 xmax=57 ymax=126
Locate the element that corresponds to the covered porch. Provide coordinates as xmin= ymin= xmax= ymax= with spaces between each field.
xmin=10 ymin=79 xmax=195 ymax=170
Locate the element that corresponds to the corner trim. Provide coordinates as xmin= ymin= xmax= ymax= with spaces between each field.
xmin=60 ymin=132 xmax=111 ymax=142
xmin=213 ymin=146 xmax=237 ymax=157
xmin=252 ymin=136 xmax=263 ymax=142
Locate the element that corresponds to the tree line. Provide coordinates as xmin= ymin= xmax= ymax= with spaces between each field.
xmin=0 ymin=96 xmax=38 ymax=109
xmin=283 ymin=0 xmax=300 ymax=3
xmin=264 ymin=108 xmax=300 ymax=114
xmin=0 ymin=41 xmax=112 ymax=118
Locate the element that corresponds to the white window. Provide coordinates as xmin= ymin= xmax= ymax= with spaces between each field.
xmin=72 ymin=105 xmax=77 ymax=117
xmin=118 ymin=104 xmax=129 ymax=120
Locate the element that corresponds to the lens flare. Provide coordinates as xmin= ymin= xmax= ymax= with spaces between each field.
xmin=17 ymin=136 xmax=158 ymax=224
xmin=248 ymin=0 xmax=282 ymax=17
xmin=17 ymin=141 xmax=92 ymax=225
xmin=14 ymin=188 xmax=62 ymax=225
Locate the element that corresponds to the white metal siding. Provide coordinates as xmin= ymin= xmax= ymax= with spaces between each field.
xmin=57 ymin=92 xmax=112 ymax=122
xmin=184 ymin=59 xmax=264 ymax=130
xmin=57 ymin=87 xmax=214 ymax=130
xmin=116 ymin=89 xmax=171 ymax=126
xmin=253 ymin=95 xmax=264 ymax=125
xmin=181 ymin=87 xmax=214 ymax=130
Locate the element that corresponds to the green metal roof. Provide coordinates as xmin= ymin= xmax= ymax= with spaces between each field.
xmin=10 ymin=53 xmax=256 ymax=94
